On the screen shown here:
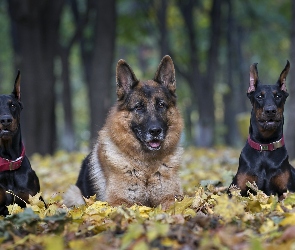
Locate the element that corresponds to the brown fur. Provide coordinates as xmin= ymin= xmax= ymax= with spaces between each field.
xmin=64 ymin=55 xmax=183 ymax=210
xmin=236 ymin=173 xmax=257 ymax=193
xmin=98 ymin=108 xmax=183 ymax=208
xmin=271 ymin=170 xmax=290 ymax=191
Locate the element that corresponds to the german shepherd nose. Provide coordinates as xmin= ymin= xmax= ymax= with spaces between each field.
xmin=149 ymin=126 xmax=162 ymax=136
xmin=0 ymin=115 xmax=13 ymax=127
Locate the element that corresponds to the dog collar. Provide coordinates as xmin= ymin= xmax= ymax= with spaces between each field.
xmin=0 ymin=144 xmax=25 ymax=171
xmin=247 ymin=135 xmax=285 ymax=151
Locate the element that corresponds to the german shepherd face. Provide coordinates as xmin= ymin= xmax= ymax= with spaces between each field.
xmin=247 ymin=61 xmax=290 ymax=137
xmin=113 ymin=55 xmax=182 ymax=155
xmin=0 ymin=71 xmax=22 ymax=142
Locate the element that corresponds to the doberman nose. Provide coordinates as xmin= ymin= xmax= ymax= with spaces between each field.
xmin=264 ymin=105 xmax=277 ymax=116
xmin=0 ymin=115 xmax=13 ymax=127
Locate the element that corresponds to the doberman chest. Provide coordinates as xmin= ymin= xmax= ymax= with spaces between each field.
xmin=237 ymin=151 xmax=290 ymax=195
xmin=0 ymin=171 xmax=28 ymax=206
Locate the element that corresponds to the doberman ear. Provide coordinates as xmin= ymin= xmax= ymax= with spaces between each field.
xmin=154 ymin=55 xmax=176 ymax=94
xmin=12 ymin=70 xmax=21 ymax=101
xmin=277 ymin=60 xmax=290 ymax=93
xmin=247 ymin=63 xmax=259 ymax=94
xmin=116 ymin=59 xmax=139 ymax=100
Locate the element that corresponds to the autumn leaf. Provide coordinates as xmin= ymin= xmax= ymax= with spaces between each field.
xmin=192 ymin=186 xmax=207 ymax=209
xmin=2 ymin=148 xmax=295 ymax=249
xmin=166 ymin=196 xmax=194 ymax=216
xmin=43 ymin=235 xmax=64 ymax=250
xmin=146 ymin=222 xmax=169 ymax=242
xmin=68 ymin=206 xmax=84 ymax=220
xmin=130 ymin=204 xmax=153 ymax=218
xmin=259 ymin=218 xmax=278 ymax=234
xmin=7 ymin=204 xmax=23 ymax=215
xmin=213 ymin=194 xmax=245 ymax=223
xmin=282 ymin=192 xmax=295 ymax=208
xmin=280 ymin=213 xmax=295 ymax=227
xmin=121 ymin=223 xmax=145 ymax=249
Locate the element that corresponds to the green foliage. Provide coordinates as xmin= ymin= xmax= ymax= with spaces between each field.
xmin=234 ymin=0 xmax=290 ymax=82
xmin=0 ymin=1 xmax=13 ymax=93
xmin=1 ymin=0 xmax=293 ymax=149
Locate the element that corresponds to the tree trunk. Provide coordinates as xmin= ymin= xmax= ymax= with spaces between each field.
xmin=285 ymin=1 xmax=295 ymax=159
xmin=157 ymin=0 xmax=169 ymax=57
xmin=177 ymin=0 xmax=201 ymax=145
xmin=77 ymin=0 xmax=116 ymax=141
xmin=223 ymin=0 xmax=241 ymax=146
xmin=178 ymin=0 xmax=221 ymax=147
xmin=7 ymin=0 xmax=64 ymax=155
xmin=57 ymin=0 xmax=90 ymax=151
xmin=197 ymin=0 xmax=222 ymax=147
xmin=59 ymin=46 xmax=75 ymax=151
xmin=236 ymin=26 xmax=249 ymax=113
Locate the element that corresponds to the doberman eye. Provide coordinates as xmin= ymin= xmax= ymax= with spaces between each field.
xmin=256 ymin=94 xmax=263 ymax=100
xmin=10 ymin=103 xmax=16 ymax=110
xmin=274 ymin=94 xmax=281 ymax=99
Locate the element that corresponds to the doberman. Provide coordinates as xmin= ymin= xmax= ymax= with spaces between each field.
xmin=0 ymin=71 xmax=42 ymax=215
xmin=228 ymin=61 xmax=295 ymax=197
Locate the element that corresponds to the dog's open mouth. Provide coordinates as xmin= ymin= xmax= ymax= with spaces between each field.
xmin=258 ymin=119 xmax=281 ymax=129
xmin=146 ymin=139 xmax=162 ymax=151
xmin=265 ymin=119 xmax=276 ymax=124
xmin=0 ymin=129 xmax=13 ymax=139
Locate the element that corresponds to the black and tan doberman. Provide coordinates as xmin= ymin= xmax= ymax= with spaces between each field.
xmin=0 ymin=71 xmax=42 ymax=215
xmin=229 ymin=61 xmax=295 ymax=197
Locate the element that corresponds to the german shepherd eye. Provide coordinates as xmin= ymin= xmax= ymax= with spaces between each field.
xmin=157 ymin=101 xmax=166 ymax=109
xmin=134 ymin=102 xmax=144 ymax=112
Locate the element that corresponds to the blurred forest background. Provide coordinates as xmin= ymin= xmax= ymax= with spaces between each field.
xmin=0 ymin=0 xmax=295 ymax=158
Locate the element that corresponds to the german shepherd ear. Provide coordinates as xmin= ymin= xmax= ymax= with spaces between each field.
xmin=12 ymin=70 xmax=21 ymax=102
xmin=116 ymin=59 xmax=139 ymax=100
xmin=247 ymin=63 xmax=259 ymax=94
xmin=154 ymin=55 xmax=176 ymax=93
xmin=277 ymin=60 xmax=290 ymax=93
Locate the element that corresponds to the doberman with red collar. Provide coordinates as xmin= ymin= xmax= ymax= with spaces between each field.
xmin=0 ymin=71 xmax=42 ymax=215
xmin=228 ymin=61 xmax=295 ymax=197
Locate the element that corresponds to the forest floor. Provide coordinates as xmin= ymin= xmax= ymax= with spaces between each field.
xmin=1 ymin=147 xmax=295 ymax=249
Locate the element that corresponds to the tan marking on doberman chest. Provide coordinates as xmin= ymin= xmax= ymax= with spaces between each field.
xmin=271 ymin=170 xmax=290 ymax=191
xmin=236 ymin=173 xmax=257 ymax=192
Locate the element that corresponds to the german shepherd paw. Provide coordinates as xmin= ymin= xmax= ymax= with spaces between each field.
xmin=63 ymin=185 xmax=85 ymax=208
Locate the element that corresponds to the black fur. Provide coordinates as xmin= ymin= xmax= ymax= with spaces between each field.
xmin=0 ymin=72 xmax=42 ymax=215
xmin=76 ymin=154 xmax=94 ymax=197
xmin=229 ymin=61 xmax=295 ymax=197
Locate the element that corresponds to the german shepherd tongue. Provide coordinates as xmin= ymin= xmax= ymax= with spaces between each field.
xmin=149 ymin=140 xmax=161 ymax=148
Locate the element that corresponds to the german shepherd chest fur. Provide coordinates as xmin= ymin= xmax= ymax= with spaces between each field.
xmin=64 ymin=55 xmax=183 ymax=209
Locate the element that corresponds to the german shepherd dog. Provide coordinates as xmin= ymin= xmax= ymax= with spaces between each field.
xmin=64 ymin=55 xmax=183 ymax=209
xmin=228 ymin=61 xmax=295 ymax=197
xmin=0 ymin=72 xmax=42 ymax=215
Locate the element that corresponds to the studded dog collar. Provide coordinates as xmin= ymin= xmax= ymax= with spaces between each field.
xmin=247 ymin=135 xmax=285 ymax=151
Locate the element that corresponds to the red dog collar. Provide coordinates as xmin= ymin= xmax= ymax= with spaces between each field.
xmin=247 ymin=136 xmax=285 ymax=151
xmin=0 ymin=144 xmax=25 ymax=171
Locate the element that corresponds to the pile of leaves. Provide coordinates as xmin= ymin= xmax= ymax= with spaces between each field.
xmin=1 ymin=148 xmax=295 ymax=249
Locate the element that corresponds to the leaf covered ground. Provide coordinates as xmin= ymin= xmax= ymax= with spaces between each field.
xmin=2 ymin=148 xmax=295 ymax=249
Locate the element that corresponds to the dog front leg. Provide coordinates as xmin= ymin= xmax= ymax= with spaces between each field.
xmin=0 ymin=186 xmax=7 ymax=215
